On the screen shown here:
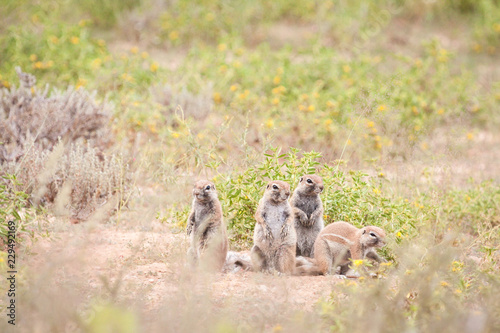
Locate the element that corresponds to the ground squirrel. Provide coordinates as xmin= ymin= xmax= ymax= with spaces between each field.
xmin=251 ymin=180 xmax=297 ymax=274
xmin=296 ymin=221 xmax=386 ymax=276
xmin=290 ymin=174 xmax=324 ymax=257
xmin=186 ymin=180 xmax=228 ymax=272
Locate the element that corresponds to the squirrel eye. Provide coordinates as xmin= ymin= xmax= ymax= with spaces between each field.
xmin=369 ymin=232 xmax=377 ymax=237
xmin=205 ymin=185 xmax=211 ymax=190
xmin=272 ymin=184 xmax=279 ymax=190
xmin=307 ymin=178 xmax=313 ymax=184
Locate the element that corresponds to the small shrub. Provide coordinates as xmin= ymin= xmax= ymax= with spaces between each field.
xmin=0 ymin=174 xmax=33 ymax=246
xmin=0 ymin=67 xmax=112 ymax=164
xmin=0 ymin=69 xmax=130 ymax=221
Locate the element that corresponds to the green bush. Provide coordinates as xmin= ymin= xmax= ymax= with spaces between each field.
xmin=214 ymin=148 xmax=416 ymax=250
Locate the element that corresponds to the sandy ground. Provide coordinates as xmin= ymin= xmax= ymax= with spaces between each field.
xmin=22 ymin=222 xmax=343 ymax=317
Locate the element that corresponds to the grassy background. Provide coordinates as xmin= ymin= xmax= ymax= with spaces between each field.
xmin=0 ymin=0 xmax=499 ymax=332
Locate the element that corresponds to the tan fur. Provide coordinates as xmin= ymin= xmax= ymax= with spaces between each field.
xmin=186 ymin=180 xmax=228 ymax=272
xmin=251 ymin=180 xmax=297 ymax=274
xmin=290 ymin=174 xmax=325 ymax=257
xmin=296 ymin=221 xmax=386 ymax=276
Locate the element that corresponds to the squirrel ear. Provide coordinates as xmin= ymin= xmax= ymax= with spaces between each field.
xmin=300 ymin=177 xmax=303 ymax=182
xmin=213 ymin=184 xmax=216 ymax=190
xmin=362 ymin=229 xmax=366 ymax=234
xmin=266 ymin=184 xmax=269 ymax=189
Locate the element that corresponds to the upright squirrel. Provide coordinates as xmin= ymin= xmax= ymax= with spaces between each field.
xmin=186 ymin=180 xmax=228 ymax=272
xmin=251 ymin=180 xmax=296 ymax=274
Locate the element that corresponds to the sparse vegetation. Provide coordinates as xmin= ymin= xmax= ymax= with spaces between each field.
xmin=0 ymin=0 xmax=499 ymax=332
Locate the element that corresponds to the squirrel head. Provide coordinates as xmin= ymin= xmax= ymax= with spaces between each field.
xmin=296 ymin=174 xmax=324 ymax=195
xmin=192 ymin=180 xmax=218 ymax=203
xmin=360 ymin=226 xmax=386 ymax=248
xmin=265 ymin=180 xmax=291 ymax=203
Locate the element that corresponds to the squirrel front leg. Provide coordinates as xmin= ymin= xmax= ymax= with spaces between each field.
xmin=365 ymin=249 xmax=386 ymax=263
xmin=255 ymin=210 xmax=273 ymax=240
xmin=309 ymin=201 xmax=324 ymax=226
xmin=293 ymin=207 xmax=309 ymax=225
xmin=186 ymin=211 xmax=195 ymax=235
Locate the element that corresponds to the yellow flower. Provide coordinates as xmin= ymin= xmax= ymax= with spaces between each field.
xmin=169 ymin=31 xmax=179 ymax=41
xmin=91 ymin=58 xmax=102 ymax=69
xmin=353 ymin=259 xmax=364 ymax=267
xmin=471 ymin=105 xmax=480 ymax=113
xmin=130 ymin=46 xmax=139 ymax=54
xmin=205 ymin=12 xmax=215 ymax=21
xmin=366 ymin=121 xmax=375 ymax=128
xmin=70 ymin=36 xmax=80 ymax=44
xmin=493 ymin=23 xmax=500 ymax=33
xmin=466 ymin=132 xmax=474 ymax=141
xmin=171 ymin=132 xmax=180 ymax=138
xmin=33 ymin=61 xmax=43 ymax=69
xmin=299 ymin=105 xmax=306 ymax=111
xmin=438 ymin=49 xmax=448 ymax=63
xmin=326 ymin=100 xmax=336 ymax=108
xmin=217 ymin=43 xmax=227 ymax=52
xmin=412 ymin=106 xmax=419 ymax=115
xmin=150 ymin=62 xmax=159 ymax=72
xmin=121 ymin=73 xmax=134 ymax=82
xmin=342 ymin=65 xmax=351 ymax=73
xmin=313 ymin=92 xmax=319 ymax=98
xmin=148 ymin=123 xmax=157 ymax=134
xmin=440 ymin=281 xmax=449 ymax=287
xmin=29 ymin=54 xmax=37 ymax=62
xmin=46 ymin=60 xmax=54 ymax=68
xmin=273 ymin=324 xmax=283 ymax=332
xmin=273 ymin=76 xmax=281 ymax=85
xmin=213 ymin=92 xmax=222 ymax=104
xmin=76 ymin=78 xmax=87 ymax=89
xmin=465 ymin=195 xmax=471 ymax=201
xmin=0 ymin=257 xmax=4 ymax=262
xmin=97 ymin=39 xmax=106 ymax=47
xmin=454 ymin=289 xmax=462 ymax=294
xmin=78 ymin=19 xmax=88 ymax=27
xmin=301 ymin=93 xmax=309 ymax=100
xmin=2 ymin=81 xmax=10 ymax=88
xmin=219 ymin=65 xmax=227 ymax=73
xmin=230 ymin=84 xmax=238 ymax=92
xmin=377 ymin=104 xmax=387 ymax=112
xmin=373 ymin=188 xmax=381 ymax=195
xmin=397 ymin=231 xmax=402 ymax=238
xmin=420 ymin=142 xmax=428 ymax=150
xmin=307 ymin=105 xmax=315 ymax=112
xmin=437 ymin=108 xmax=444 ymax=115
xmin=473 ymin=43 xmax=482 ymax=53
xmin=265 ymin=119 xmax=274 ymax=128
xmin=324 ymin=119 xmax=332 ymax=125
xmin=141 ymin=51 xmax=149 ymax=59
xmin=272 ymin=97 xmax=280 ymax=105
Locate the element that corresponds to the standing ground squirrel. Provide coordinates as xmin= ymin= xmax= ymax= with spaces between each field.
xmin=251 ymin=180 xmax=297 ymax=274
xmin=296 ymin=221 xmax=386 ymax=276
xmin=290 ymin=174 xmax=324 ymax=257
xmin=186 ymin=180 xmax=228 ymax=272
